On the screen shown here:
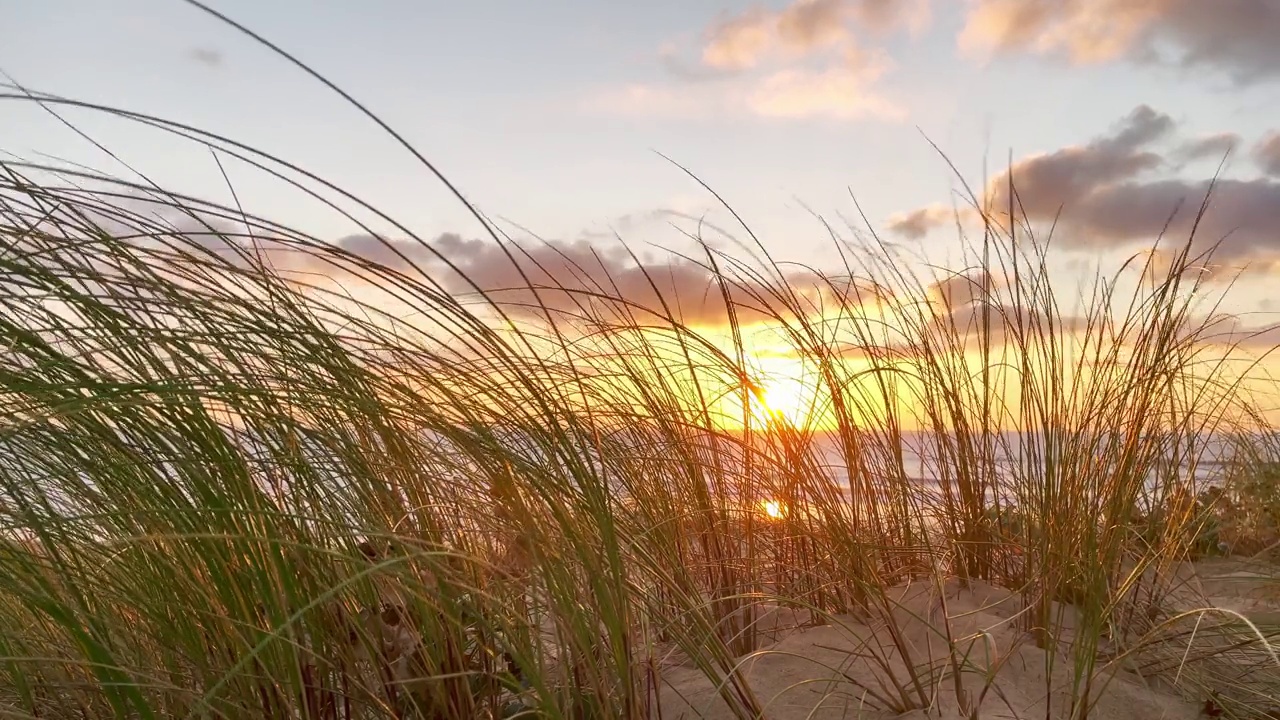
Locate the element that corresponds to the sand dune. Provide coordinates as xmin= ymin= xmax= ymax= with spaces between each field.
xmin=656 ymin=564 xmax=1278 ymax=719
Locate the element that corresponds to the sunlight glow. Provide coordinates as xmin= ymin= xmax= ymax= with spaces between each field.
xmin=761 ymin=500 xmax=785 ymax=520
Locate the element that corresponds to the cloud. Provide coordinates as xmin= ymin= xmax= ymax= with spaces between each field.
xmin=575 ymin=207 xmax=731 ymax=243
xmin=983 ymin=104 xmax=1173 ymax=215
xmin=363 ymin=234 xmax=895 ymax=326
xmin=853 ymin=0 xmax=931 ymax=33
xmin=61 ymin=194 xmax=894 ymax=328
xmin=1174 ymin=132 xmax=1240 ymax=164
xmin=1253 ymin=131 xmax=1280 ymax=177
xmin=887 ymin=105 xmax=1280 ymax=273
xmin=189 ymin=47 xmax=223 ymax=67
xmin=1062 ymin=177 xmax=1280 ymax=263
xmin=1186 ymin=314 xmax=1280 ymax=352
xmin=593 ymin=0 xmax=918 ymax=122
xmin=1232 ymin=322 xmax=1280 ymax=351
xmin=702 ymin=0 xmax=927 ymax=70
xmin=943 ymin=301 xmax=1091 ymax=350
xmin=928 ymin=270 xmax=996 ymax=311
xmin=833 ymin=270 xmax=1091 ymax=356
xmin=589 ymin=52 xmax=902 ymax=122
xmin=137 ymin=223 xmax=889 ymax=328
xmin=886 ymin=205 xmax=958 ymax=240
xmin=745 ymin=48 xmax=903 ymax=120
xmin=929 ymin=271 xmax=1091 ymax=346
xmin=959 ymin=0 xmax=1280 ymax=84
xmin=887 ymin=104 xmax=1175 ymax=237
xmin=887 ymin=105 xmax=1171 ymax=237
xmin=703 ymin=7 xmax=777 ymax=71
xmin=777 ymin=0 xmax=857 ymax=50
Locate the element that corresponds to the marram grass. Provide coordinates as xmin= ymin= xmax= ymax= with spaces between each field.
xmin=2 ymin=24 xmax=1279 ymax=720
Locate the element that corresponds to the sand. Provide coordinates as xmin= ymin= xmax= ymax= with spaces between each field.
xmin=653 ymin=561 xmax=1279 ymax=719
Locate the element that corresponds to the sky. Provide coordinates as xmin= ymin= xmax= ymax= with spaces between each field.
xmin=5 ymin=0 xmax=1280 ymax=323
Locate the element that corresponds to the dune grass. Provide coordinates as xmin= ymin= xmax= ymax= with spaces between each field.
xmin=2 ymin=16 xmax=1280 ymax=720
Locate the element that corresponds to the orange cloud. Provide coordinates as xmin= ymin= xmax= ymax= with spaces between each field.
xmin=703 ymin=7 xmax=778 ymax=70
xmin=959 ymin=0 xmax=1163 ymax=64
xmin=596 ymin=0 xmax=923 ymax=122
xmin=121 ymin=219 xmax=890 ymax=328
xmin=746 ymin=48 xmax=902 ymax=121
xmin=703 ymin=0 xmax=928 ymax=70
xmin=959 ymin=0 xmax=1280 ymax=84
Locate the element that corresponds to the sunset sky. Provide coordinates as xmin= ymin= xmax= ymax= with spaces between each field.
xmin=5 ymin=0 xmax=1280 ymax=334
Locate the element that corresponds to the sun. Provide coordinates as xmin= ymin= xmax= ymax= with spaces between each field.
xmin=761 ymin=500 xmax=785 ymax=520
xmin=748 ymin=372 xmax=811 ymax=427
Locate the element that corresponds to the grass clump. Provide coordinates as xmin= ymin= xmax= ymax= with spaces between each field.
xmin=1208 ymin=431 xmax=1280 ymax=558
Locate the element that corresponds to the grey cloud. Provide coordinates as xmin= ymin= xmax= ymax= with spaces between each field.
xmin=161 ymin=227 xmax=887 ymax=327
xmin=945 ymin=301 xmax=1089 ymax=348
xmin=1253 ymin=131 xmax=1280 ymax=177
xmin=1174 ymin=132 xmax=1240 ymax=164
xmin=985 ymin=104 xmax=1173 ymax=216
xmin=414 ymin=234 xmax=888 ymax=326
xmin=1190 ymin=314 xmax=1280 ymax=351
xmin=929 ymin=270 xmax=995 ymax=311
xmin=1153 ymin=0 xmax=1280 ymax=85
xmin=886 ymin=205 xmax=955 ymax=240
xmin=1111 ymin=105 xmax=1176 ymax=148
xmin=928 ymin=271 xmax=1090 ymax=343
xmin=1067 ymin=177 xmax=1280 ymax=261
xmin=881 ymin=106 xmax=1170 ymax=240
xmin=962 ymin=0 xmax=1280 ymax=86
xmin=887 ymin=106 xmax=1280 ymax=269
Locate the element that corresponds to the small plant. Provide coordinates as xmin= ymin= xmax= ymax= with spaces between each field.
xmin=1213 ymin=434 xmax=1280 ymax=557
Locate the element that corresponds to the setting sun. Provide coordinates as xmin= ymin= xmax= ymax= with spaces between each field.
xmin=748 ymin=372 xmax=813 ymax=427
xmin=761 ymin=500 xmax=785 ymax=520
